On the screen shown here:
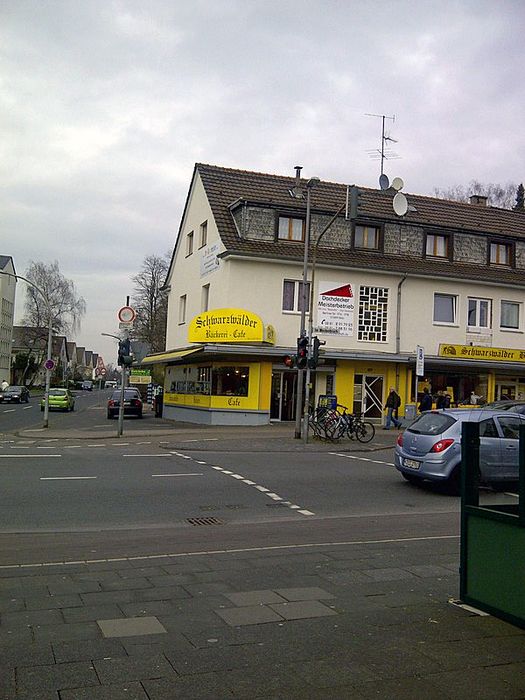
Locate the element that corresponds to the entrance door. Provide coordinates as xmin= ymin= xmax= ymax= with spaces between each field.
xmin=270 ymin=371 xmax=297 ymax=421
xmin=353 ymin=374 xmax=384 ymax=419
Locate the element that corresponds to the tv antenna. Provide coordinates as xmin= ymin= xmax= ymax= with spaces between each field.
xmin=365 ymin=113 xmax=400 ymax=185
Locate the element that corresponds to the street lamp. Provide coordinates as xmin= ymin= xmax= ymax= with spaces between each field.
xmin=290 ymin=172 xmax=320 ymax=439
xmin=0 ymin=271 xmax=53 ymax=427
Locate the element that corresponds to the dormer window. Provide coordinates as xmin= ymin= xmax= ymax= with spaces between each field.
xmin=490 ymin=241 xmax=512 ymax=266
xmin=354 ymin=225 xmax=380 ymax=250
xmin=425 ymin=233 xmax=450 ymax=259
xmin=278 ymin=216 xmax=305 ymax=242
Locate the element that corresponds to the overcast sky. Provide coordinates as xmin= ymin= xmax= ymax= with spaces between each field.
xmin=2 ymin=0 xmax=524 ymax=363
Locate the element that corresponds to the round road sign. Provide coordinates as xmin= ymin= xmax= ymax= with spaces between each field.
xmin=44 ymin=359 xmax=55 ymax=371
xmin=118 ymin=306 xmax=136 ymax=323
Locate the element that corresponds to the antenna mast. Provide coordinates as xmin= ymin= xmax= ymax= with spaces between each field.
xmin=365 ymin=113 xmax=397 ymax=176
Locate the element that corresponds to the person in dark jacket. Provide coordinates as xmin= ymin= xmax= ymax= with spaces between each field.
xmin=384 ymin=387 xmax=402 ymax=429
xmin=419 ymin=387 xmax=432 ymax=412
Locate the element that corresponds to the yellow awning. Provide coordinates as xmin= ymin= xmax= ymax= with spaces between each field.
xmin=141 ymin=347 xmax=202 ymax=365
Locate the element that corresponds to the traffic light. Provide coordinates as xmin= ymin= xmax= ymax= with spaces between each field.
xmin=296 ymin=335 xmax=308 ymax=369
xmin=117 ymin=338 xmax=132 ymax=366
xmin=283 ymin=355 xmax=295 ymax=368
xmin=349 ymin=185 xmax=363 ymax=221
xmin=308 ymin=336 xmax=326 ymax=368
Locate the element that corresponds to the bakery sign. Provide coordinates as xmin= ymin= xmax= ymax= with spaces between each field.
xmin=439 ymin=344 xmax=525 ymax=362
xmin=188 ymin=309 xmax=275 ymax=344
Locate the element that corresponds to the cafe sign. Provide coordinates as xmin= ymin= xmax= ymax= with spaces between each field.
xmin=439 ymin=344 xmax=525 ymax=362
xmin=188 ymin=309 xmax=275 ymax=344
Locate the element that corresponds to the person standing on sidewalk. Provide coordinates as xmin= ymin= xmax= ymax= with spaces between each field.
xmin=419 ymin=387 xmax=432 ymax=412
xmin=384 ymin=387 xmax=402 ymax=430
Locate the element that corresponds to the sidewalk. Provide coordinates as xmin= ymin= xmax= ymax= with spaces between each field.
xmin=1 ymin=536 xmax=525 ymax=699
xmin=14 ymin=418 xmax=401 ymax=453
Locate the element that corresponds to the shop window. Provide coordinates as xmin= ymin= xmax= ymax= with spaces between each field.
xmin=468 ymin=297 xmax=491 ymax=329
xmin=186 ymin=231 xmax=194 ymax=256
xmin=358 ymin=286 xmax=388 ymax=342
xmin=282 ymin=279 xmax=310 ymax=312
xmin=425 ymin=233 xmax=450 ymax=259
xmin=501 ymin=301 xmax=520 ymax=330
xmin=278 ymin=216 xmax=305 ymax=242
xmin=170 ymin=366 xmax=211 ymax=395
xmin=490 ymin=241 xmax=512 ymax=266
xmin=433 ymin=293 xmax=457 ymax=325
xmin=179 ymin=294 xmax=186 ymax=324
xmin=199 ymin=220 xmax=208 ymax=248
xmin=212 ymin=366 xmax=249 ymax=396
xmin=354 ymin=225 xmax=380 ymax=250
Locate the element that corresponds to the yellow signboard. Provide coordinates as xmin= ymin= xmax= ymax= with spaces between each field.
xmin=439 ymin=344 xmax=525 ymax=363
xmin=188 ymin=309 xmax=275 ymax=344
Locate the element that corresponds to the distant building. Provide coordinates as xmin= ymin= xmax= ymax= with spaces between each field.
xmin=0 ymin=256 xmax=16 ymax=386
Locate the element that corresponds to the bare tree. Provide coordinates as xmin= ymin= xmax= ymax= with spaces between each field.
xmin=131 ymin=253 xmax=170 ymax=353
xmin=433 ymin=180 xmax=517 ymax=209
xmin=22 ymin=261 xmax=86 ymax=335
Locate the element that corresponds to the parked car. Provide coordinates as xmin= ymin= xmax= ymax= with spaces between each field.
xmin=41 ymin=388 xmax=75 ymax=412
xmin=481 ymin=400 xmax=525 ymax=415
xmin=81 ymin=380 xmax=93 ymax=391
xmin=107 ymin=388 xmax=143 ymax=419
xmin=1 ymin=385 xmax=30 ymax=403
xmin=395 ymin=409 xmax=525 ymax=493
xmin=105 ymin=380 xmax=117 ymax=388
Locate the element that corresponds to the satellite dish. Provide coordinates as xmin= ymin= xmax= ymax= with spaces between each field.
xmin=393 ymin=192 xmax=408 ymax=216
xmin=391 ymin=177 xmax=404 ymax=191
xmin=379 ymin=173 xmax=389 ymax=190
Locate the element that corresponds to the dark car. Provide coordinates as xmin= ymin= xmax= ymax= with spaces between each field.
xmin=107 ymin=389 xmax=143 ymax=419
xmin=81 ymin=381 xmax=93 ymax=391
xmin=1 ymin=385 xmax=30 ymax=403
xmin=395 ymin=408 xmax=525 ymax=493
xmin=481 ymin=400 xmax=525 ymax=415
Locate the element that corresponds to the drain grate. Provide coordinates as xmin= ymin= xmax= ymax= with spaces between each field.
xmin=186 ymin=516 xmax=224 ymax=526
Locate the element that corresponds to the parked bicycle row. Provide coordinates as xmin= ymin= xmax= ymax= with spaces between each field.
xmin=308 ymin=404 xmax=376 ymax=443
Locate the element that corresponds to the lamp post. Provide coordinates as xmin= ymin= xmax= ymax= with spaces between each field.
xmin=290 ymin=174 xmax=319 ymax=439
xmin=0 ymin=271 xmax=53 ymax=427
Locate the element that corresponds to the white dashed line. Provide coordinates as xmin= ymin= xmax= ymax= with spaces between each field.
xmin=23 ymin=406 xmax=33 ymax=410
xmin=211 ymin=466 xmax=223 ymax=471
xmin=230 ymin=474 xmax=244 ymax=479
xmin=195 ymin=460 xmax=207 ymax=465
xmin=255 ymin=485 xmax=270 ymax=492
xmin=298 ymin=509 xmax=315 ymax=516
xmin=123 ymin=454 xmax=172 ymax=457
xmin=330 ymin=452 xmax=395 ymax=467
xmin=0 ymin=455 xmax=62 ymax=458
xmin=87 ymin=444 xmax=105 ymax=448
xmin=10 ymin=446 xmax=29 ymax=449
xmin=40 ymin=476 xmax=96 ymax=480
xmin=151 ymin=473 xmax=203 ymax=478
xmin=3 ymin=410 xmax=15 ymax=413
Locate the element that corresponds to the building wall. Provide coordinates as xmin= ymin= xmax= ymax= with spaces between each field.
xmin=0 ymin=260 xmax=16 ymax=384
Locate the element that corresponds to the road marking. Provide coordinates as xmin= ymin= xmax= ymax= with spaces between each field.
xmin=37 ymin=447 xmax=58 ymax=450
xmin=23 ymin=406 xmax=33 ymax=410
xmin=111 ymin=443 xmax=129 ymax=446
xmin=151 ymin=473 xmax=203 ymax=478
xmin=88 ymin=444 xmax=105 ymax=447
xmin=0 ymin=455 xmax=62 ymax=458
xmin=3 ymin=409 xmax=15 ymax=413
xmin=0 ymin=535 xmax=459 ymax=569
xmin=298 ymin=509 xmax=315 ymax=516
xmin=123 ymin=454 xmax=172 ymax=458
xmin=63 ymin=446 xmax=82 ymax=449
xmin=136 ymin=441 xmax=151 ymax=445
xmin=330 ymin=452 xmax=395 ymax=467
xmin=195 ymin=460 xmax=207 ymax=465
xmin=179 ymin=438 xmax=219 ymax=443
xmin=10 ymin=446 xmax=30 ymax=449
xmin=40 ymin=476 xmax=97 ymax=480
xmin=230 ymin=474 xmax=244 ymax=479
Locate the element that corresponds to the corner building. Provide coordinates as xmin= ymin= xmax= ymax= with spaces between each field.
xmin=143 ymin=164 xmax=525 ymax=425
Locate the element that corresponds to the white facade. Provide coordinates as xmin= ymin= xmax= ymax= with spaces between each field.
xmin=0 ymin=257 xmax=16 ymax=385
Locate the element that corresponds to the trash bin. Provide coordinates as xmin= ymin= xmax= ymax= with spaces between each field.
xmin=404 ymin=403 xmax=416 ymax=421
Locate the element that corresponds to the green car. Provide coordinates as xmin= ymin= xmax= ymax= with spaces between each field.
xmin=40 ymin=388 xmax=75 ymax=412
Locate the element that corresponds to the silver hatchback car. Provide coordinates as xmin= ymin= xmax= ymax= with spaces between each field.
xmin=395 ymin=409 xmax=525 ymax=493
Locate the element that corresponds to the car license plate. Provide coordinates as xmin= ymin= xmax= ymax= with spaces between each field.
xmin=404 ymin=458 xmax=420 ymax=470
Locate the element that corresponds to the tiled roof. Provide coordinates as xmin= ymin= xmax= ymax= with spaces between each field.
xmin=197 ymin=163 xmax=525 ymax=287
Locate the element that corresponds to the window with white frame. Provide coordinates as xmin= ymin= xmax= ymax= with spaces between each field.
xmin=278 ymin=216 xmax=305 ymax=242
xmin=199 ymin=220 xmax=208 ymax=248
xmin=425 ymin=233 xmax=450 ymax=259
xmin=357 ymin=286 xmax=388 ymax=342
xmin=433 ymin=293 xmax=457 ymax=324
xmin=354 ymin=225 xmax=380 ymax=250
xmin=201 ymin=284 xmax=210 ymax=312
xmin=501 ymin=300 xmax=520 ymax=330
xmin=186 ymin=231 xmax=194 ymax=256
xmin=282 ymin=279 xmax=310 ymax=312
xmin=468 ymin=297 xmax=491 ymax=329
xmin=179 ymin=294 xmax=187 ymax=324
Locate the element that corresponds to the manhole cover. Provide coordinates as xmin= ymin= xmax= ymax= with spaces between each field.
xmin=186 ymin=517 xmax=224 ymax=526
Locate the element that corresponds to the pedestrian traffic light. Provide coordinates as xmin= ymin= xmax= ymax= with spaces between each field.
xmin=308 ymin=336 xmax=326 ymax=368
xmin=117 ymin=338 xmax=132 ymax=366
xmin=296 ymin=336 xmax=308 ymax=369
xmin=283 ymin=355 xmax=295 ymax=368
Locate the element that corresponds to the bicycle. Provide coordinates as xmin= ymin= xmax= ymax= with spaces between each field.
xmin=332 ymin=405 xmax=376 ymax=443
xmin=308 ymin=405 xmax=341 ymax=440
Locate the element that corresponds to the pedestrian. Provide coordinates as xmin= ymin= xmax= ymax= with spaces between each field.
xmin=418 ymin=387 xmax=432 ymax=412
xmin=443 ymin=392 xmax=451 ymax=409
xmin=435 ymin=390 xmax=445 ymax=409
xmin=1 ymin=379 xmax=8 ymax=391
xmin=384 ymin=387 xmax=402 ymax=429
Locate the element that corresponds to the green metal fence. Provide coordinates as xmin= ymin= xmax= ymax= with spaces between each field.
xmin=460 ymin=422 xmax=525 ymax=628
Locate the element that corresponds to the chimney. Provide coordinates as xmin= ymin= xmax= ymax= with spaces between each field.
xmin=469 ymin=194 xmax=488 ymax=206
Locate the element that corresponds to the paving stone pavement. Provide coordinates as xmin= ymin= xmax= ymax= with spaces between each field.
xmin=1 ymin=536 xmax=525 ymax=699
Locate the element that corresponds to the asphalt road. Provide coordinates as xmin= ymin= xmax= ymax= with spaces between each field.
xmin=0 ymin=391 xmax=518 ymax=565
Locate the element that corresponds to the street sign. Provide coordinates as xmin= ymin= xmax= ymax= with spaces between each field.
xmin=118 ymin=306 xmax=136 ymax=323
xmin=44 ymin=359 xmax=55 ymax=371
xmin=416 ymin=345 xmax=425 ymax=377
xmin=119 ymin=321 xmax=133 ymax=329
